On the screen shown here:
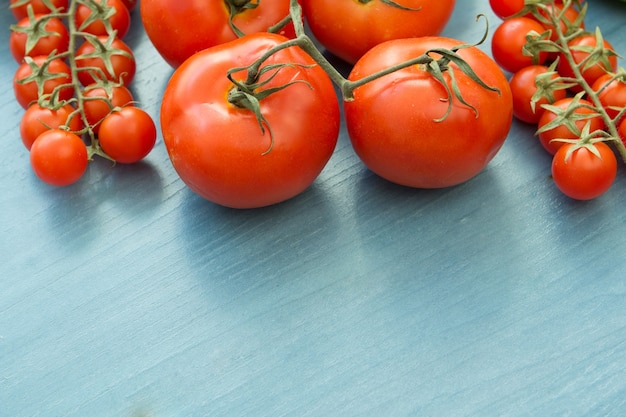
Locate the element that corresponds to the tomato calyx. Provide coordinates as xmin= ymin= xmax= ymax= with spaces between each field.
xmin=227 ymin=61 xmax=315 ymax=154
xmin=537 ymin=92 xmax=600 ymax=137
xmin=553 ymin=122 xmax=609 ymax=162
xmin=530 ymin=60 xmax=572 ymax=113
xmin=10 ymin=9 xmax=64 ymax=56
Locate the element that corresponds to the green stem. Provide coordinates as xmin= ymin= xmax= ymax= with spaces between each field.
xmin=546 ymin=1 xmax=626 ymax=162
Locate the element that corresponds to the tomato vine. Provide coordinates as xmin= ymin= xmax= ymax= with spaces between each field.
xmin=10 ymin=0 xmax=156 ymax=186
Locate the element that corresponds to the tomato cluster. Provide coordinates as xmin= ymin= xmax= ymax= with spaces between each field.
xmin=489 ymin=0 xmax=625 ymax=200
xmin=9 ymin=0 xmax=156 ymax=187
xmin=155 ymin=0 xmax=513 ymax=208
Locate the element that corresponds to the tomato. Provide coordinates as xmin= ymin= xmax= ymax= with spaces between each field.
xmin=509 ymin=65 xmax=567 ymax=124
xmin=98 ymin=107 xmax=157 ymax=164
xmin=140 ymin=0 xmax=297 ymax=68
xmin=618 ymin=118 xmax=626 ymax=144
xmin=20 ymin=103 xmax=83 ymax=150
xmin=302 ymin=0 xmax=455 ymax=65
xmin=30 ymin=129 xmax=89 ymax=187
xmin=532 ymin=3 xmax=584 ymax=42
xmin=75 ymin=36 xmax=136 ymax=86
xmin=9 ymin=14 xmax=69 ymax=63
xmin=13 ymin=56 xmax=74 ymax=109
xmin=344 ymin=37 xmax=513 ymax=188
xmin=489 ymin=0 xmax=524 ymax=19
xmin=119 ymin=0 xmax=137 ymax=11
xmin=74 ymin=0 xmax=131 ymax=38
xmin=160 ymin=33 xmax=340 ymax=208
xmin=551 ymin=141 xmax=616 ymax=200
xmin=82 ymin=84 xmax=134 ymax=132
xmin=537 ymin=97 xmax=604 ymax=155
xmin=10 ymin=0 xmax=68 ymax=20
xmin=491 ymin=17 xmax=549 ymax=73
xmin=591 ymin=73 xmax=626 ymax=122
xmin=558 ymin=34 xmax=618 ymax=92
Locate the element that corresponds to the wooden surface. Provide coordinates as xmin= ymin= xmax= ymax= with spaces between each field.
xmin=2 ymin=1 xmax=626 ymax=416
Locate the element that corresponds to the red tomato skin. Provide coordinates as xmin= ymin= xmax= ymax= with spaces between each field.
xmin=509 ymin=65 xmax=567 ymax=124
xmin=98 ymin=107 xmax=156 ymax=163
xmin=489 ymin=0 xmax=525 ymax=19
xmin=20 ymin=103 xmax=83 ymax=150
xmin=491 ymin=17 xmax=548 ymax=74
xmin=75 ymin=36 xmax=136 ymax=86
xmin=160 ymin=33 xmax=340 ymax=208
xmin=13 ymin=56 xmax=74 ymax=109
xmin=82 ymin=84 xmax=134 ymax=133
xmin=10 ymin=15 xmax=70 ymax=63
xmin=551 ymin=141 xmax=616 ymax=200
xmin=591 ymin=74 xmax=626 ymax=122
xmin=537 ymin=97 xmax=604 ymax=155
xmin=618 ymin=119 xmax=626 ymax=145
xmin=558 ymin=35 xmax=618 ymax=92
xmin=302 ymin=0 xmax=455 ymax=65
xmin=10 ymin=0 xmax=68 ymax=20
xmin=75 ymin=0 xmax=131 ymax=38
xmin=140 ymin=0 xmax=296 ymax=68
xmin=344 ymin=37 xmax=513 ymax=189
xmin=30 ymin=129 xmax=88 ymax=187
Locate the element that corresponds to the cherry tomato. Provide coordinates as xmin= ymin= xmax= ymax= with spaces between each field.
xmin=140 ymin=0 xmax=297 ymax=68
xmin=344 ymin=36 xmax=513 ymax=188
xmin=82 ymin=84 xmax=134 ymax=132
xmin=489 ymin=0 xmax=524 ymax=19
xmin=537 ymin=97 xmax=604 ymax=155
xmin=160 ymin=33 xmax=340 ymax=208
xmin=558 ymin=34 xmax=618 ymax=92
xmin=532 ymin=3 xmax=584 ymax=42
xmin=551 ymin=141 xmax=616 ymax=200
xmin=591 ymin=73 xmax=626 ymax=122
xmin=119 ymin=0 xmax=137 ymax=11
xmin=509 ymin=65 xmax=567 ymax=124
xmin=9 ymin=14 xmax=69 ymax=63
xmin=75 ymin=0 xmax=131 ymax=38
xmin=618 ymin=118 xmax=626 ymax=145
xmin=303 ymin=0 xmax=455 ymax=64
xmin=98 ymin=107 xmax=157 ymax=164
xmin=491 ymin=17 xmax=548 ymax=73
xmin=75 ymin=36 xmax=136 ymax=86
xmin=10 ymin=0 xmax=68 ymax=21
xmin=13 ymin=56 xmax=74 ymax=109
xmin=30 ymin=129 xmax=89 ymax=187
xmin=20 ymin=103 xmax=83 ymax=150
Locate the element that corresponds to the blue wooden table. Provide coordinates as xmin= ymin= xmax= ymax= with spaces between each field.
xmin=2 ymin=1 xmax=626 ymax=416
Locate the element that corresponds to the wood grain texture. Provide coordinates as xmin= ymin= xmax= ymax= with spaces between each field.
xmin=1 ymin=1 xmax=626 ymax=416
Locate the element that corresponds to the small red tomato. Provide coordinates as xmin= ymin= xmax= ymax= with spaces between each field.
xmin=10 ymin=0 xmax=68 ymax=20
xmin=30 ymin=129 xmax=89 ymax=186
xmin=591 ymin=73 xmax=626 ymax=122
xmin=558 ymin=34 xmax=618 ymax=92
xmin=13 ymin=56 xmax=74 ymax=109
xmin=75 ymin=0 xmax=131 ymax=38
xmin=82 ymin=84 xmax=134 ymax=132
xmin=491 ymin=17 xmax=549 ymax=73
xmin=489 ymin=0 xmax=525 ymax=19
xmin=551 ymin=141 xmax=616 ymax=200
xmin=537 ymin=97 xmax=604 ymax=155
xmin=98 ymin=107 xmax=157 ymax=163
xmin=75 ymin=36 xmax=136 ymax=86
xmin=618 ymin=118 xmax=626 ymax=145
xmin=509 ymin=65 xmax=567 ymax=124
xmin=20 ymin=103 xmax=83 ymax=150
xmin=9 ymin=14 xmax=69 ymax=63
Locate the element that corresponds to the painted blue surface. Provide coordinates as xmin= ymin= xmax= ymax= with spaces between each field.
xmin=1 ymin=1 xmax=626 ymax=416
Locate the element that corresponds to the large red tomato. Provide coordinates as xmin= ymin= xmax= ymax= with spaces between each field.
xmin=140 ymin=0 xmax=297 ymax=68
xmin=160 ymin=33 xmax=340 ymax=209
xmin=303 ymin=0 xmax=455 ymax=64
xmin=344 ymin=37 xmax=513 ymax=188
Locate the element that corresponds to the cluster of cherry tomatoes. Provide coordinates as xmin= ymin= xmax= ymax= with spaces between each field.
xmin=9 ymin=0 xmax=155 ymax=187
xmin=489 ymin=0 xmax=626 ymax=200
